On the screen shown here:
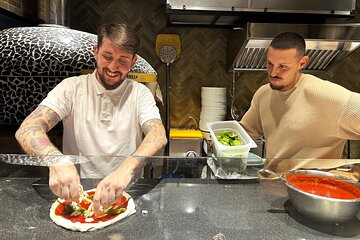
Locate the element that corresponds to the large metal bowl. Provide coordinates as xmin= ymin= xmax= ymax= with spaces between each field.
xmin=282 ymin=170 xmax=360 ymax=223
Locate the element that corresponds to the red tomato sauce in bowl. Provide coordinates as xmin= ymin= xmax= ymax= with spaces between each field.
xmin=286 ymin=174 xmax=360 ymax=200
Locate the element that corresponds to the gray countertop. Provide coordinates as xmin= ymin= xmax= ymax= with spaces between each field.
xmin=0 ymin=177 xmax=359 ymax=240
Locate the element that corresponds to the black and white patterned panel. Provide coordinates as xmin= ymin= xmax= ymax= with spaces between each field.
xmin=0 ymin=26 xmax=156 ymax=125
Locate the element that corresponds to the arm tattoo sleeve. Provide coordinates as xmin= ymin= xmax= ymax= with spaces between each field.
xmin=16 ymin=105 xmax=62 ymax=156
xmin=141 ymin=119 xmax=167 ymax=149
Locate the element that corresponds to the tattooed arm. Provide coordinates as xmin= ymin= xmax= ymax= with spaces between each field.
xmin=92 ymin=118 xmax=167 ymax=214
xmin=133 ymin=118 xmax=167 ymax=157
xmin=15 ymin=105 xmax=62 ymax=155
xmin=15 ymin=105 xmax=81 ymax=202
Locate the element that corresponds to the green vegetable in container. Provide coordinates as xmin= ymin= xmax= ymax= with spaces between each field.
xmin=216 ymin=131 xmax=243 ymax=146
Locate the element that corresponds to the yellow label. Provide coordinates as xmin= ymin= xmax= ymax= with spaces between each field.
xmin=127 ymin=72 xmax=157 ymax=82
xmin=80 ymin=69 xmax=157 ymax=82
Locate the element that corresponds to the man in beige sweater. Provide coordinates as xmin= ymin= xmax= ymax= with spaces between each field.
xmin=240 ymin=32 xmax=360 ymax=180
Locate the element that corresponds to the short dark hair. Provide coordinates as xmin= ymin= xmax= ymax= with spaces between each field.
xmin=270 ymin=32 xmax=306 ymax=56
xmin=97 ymin=23 xmax=140 ymax=54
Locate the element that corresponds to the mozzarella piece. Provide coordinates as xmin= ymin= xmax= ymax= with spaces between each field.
xmin=85 ymin=218 xmax=94 ymax=223
xmin=85 ymin=202 xmax=94 ymax=218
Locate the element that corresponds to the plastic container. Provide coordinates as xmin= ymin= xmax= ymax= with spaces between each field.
xmin=207 ymin=120 xmax=257 ymax=158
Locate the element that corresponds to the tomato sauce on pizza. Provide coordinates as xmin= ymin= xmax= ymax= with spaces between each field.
xmin=50 ymin=188 xmax=136 ymax=232
xmin=54 ymin=192 xmax=128 ymax=223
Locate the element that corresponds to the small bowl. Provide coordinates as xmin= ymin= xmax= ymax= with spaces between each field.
xmin=282 ymin=170 xmax=360 ymax=223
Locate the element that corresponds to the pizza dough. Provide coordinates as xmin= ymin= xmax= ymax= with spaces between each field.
xmin=50 ymin=190 xmax=136 ymax=232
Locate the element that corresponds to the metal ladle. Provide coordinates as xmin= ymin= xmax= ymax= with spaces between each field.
xmin=258 ymin=159 xmax=360 ymax=180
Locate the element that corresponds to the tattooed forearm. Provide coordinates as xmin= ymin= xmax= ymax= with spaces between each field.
xmin=133 ymin=119 xmax=167 ymax=156
xmin=142 ymin=119 xmax=167 ymax=145
xmin=45 ymin=107 xmax=61 ymax=125
xmin=15 ymin=105 xmax=62 ymax=156
xmin=30 ymin=136 xmax=52 ymax=151
xmin=26 ymin=106 xmax=60 ymax=132
xmin=142 ymin=119 xmax=165 ymax=137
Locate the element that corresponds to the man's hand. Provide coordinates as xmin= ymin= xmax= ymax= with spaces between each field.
xmin=92 ymin=157 xmax=140 ymax=216
xmin=14 ymin=105 xmax=82 ymax=199
xmin=91 ymin=118 xmax=166 ymax=216
xmin=49 ymin=160 xmax=80 ymax=203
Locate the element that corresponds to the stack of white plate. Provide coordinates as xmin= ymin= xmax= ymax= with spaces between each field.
xmin=199 ymin=87 xmax=227 ymax=131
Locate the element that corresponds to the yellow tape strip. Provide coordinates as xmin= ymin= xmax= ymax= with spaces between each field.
xmin=170 ymin=129 xmax=203 ymax=139
xmin=80 ymin=69 xmax=157 ymax=83
xmin=127 ymin=72 xmax=157 ymax=82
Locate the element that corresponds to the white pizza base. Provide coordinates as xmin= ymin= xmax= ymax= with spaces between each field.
xmin=50 ymin=190 xmax=136 ymax=232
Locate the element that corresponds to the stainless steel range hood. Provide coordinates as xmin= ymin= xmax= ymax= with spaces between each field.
xmin=227 ymin=23 xmax=360 ymax=72
xmin=166 ymin=0 xmax=360 ymax=72
xmin=166 ymin=0 xmax=356 ymax=27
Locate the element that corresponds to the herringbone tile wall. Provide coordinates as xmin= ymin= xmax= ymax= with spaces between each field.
xmin=69 ymin=0 xmax=360 ymax=157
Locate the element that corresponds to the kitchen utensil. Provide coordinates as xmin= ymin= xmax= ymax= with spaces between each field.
xmin=282 ymin=169 xmax=360 ymax=223
xmin=155 ymin=34 xmax=181 ymax=63
xmin=155 ymin=34 xmax=181 ymax=155
xmin=258 ymin=158 xmax=360 ymax=179
xmin=159 ymin=45 xmax=177 ymax=64
xmin=230 ymin=71 xmax=240 ymax=120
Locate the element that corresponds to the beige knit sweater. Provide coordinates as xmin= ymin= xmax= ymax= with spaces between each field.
xmin=240 ymin=74 xmax=360 ymax=159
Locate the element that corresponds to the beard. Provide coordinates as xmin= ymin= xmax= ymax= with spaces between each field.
xmin=269 ymin=76 xmax=285 ymax=91
xmin=269 ymin=82 xmax=285 ymax=91
xmin=97 ymin=67 xmax=127 ymax=90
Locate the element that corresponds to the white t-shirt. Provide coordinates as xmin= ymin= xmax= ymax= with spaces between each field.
xmin=40 ymin=70 xmax=161 ymax=178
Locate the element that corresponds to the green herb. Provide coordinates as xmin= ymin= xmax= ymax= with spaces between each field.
xmin=107 ymin=207 xmax=126 ymax=215
xmin=64 ymin=204 xmax=75 ymax=213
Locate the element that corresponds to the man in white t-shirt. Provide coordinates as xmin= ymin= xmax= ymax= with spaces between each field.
xmin=15 ymin=23 xmax=167 ymax=215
